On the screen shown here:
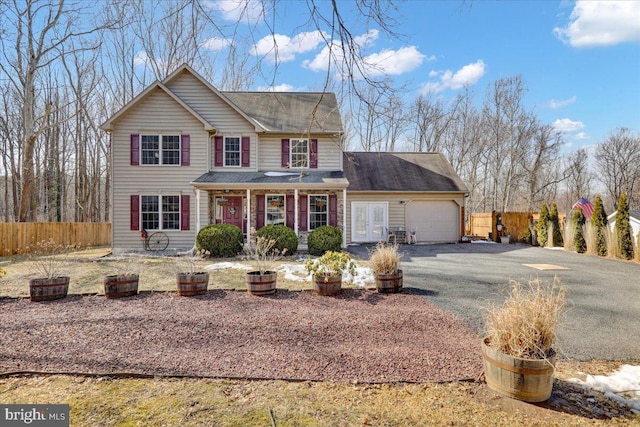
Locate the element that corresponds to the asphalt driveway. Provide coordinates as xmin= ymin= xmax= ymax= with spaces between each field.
xmin=348 ymin=242 xmax=640 ymax=361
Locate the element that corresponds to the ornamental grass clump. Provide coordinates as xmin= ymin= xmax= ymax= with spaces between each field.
xmin=368 ymin=242 xmax=401 ymax=275
xmin=484 ymin=278 xmax=567 ymax=360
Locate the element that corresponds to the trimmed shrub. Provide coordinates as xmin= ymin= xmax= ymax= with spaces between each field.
xmin=615 ymin=193 xmax=634 ymax=260
xmin=549 ymin=202 xmax=564 ymax=247
xmin=255 ymin=224 xmax=298 ymax=255
xmin=536 ymin=203 xmax=549 ymax=247
xmin=591 ymin=195 xmax=608 ymax=257
xmin=196 ymin=223 xmax=243 ymax=257
xmin=572 ymin=209 xmax=586 ymax=253
xmin=307 ymin=225 xmax=343 ymax=256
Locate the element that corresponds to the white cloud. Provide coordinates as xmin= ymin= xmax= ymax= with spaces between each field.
xmin=200 ymin=36 xmax=232 ymax=51
xmin=421 ymin=60 xmax=486 ymax=93
xmin=256 ymin=83 xmax=296 ymax=92
xmin=251 ymin=31 xmax=327 ymax=63
xmin=574 ymin=132 xmax=590 ymax=140
xmin=353 ymin=29 xmax=379 ymax=49
xmin=548 ymin=96 xmax=577 ymax=109
xmin=554 ymin=1 xmax=640 ymax=47
xmin=553 ymin=118 xmax=585 ymax=133
xmin=206 ymin=0 xmax=264 ymax=25
xmin=363 ymin=46 xmax=425 ymax=76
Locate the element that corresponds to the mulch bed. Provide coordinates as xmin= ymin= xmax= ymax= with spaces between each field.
xmin=0 ymin=289 xmax=483 ymax=383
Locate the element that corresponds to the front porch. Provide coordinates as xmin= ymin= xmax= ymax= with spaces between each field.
xmin=191 ymin=170 xmax=349 ymax=248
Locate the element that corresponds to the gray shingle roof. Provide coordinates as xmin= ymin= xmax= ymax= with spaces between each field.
xmin=343 ymin=152 xmax=468 ymax=193
xmin=222 ymin=92 xmax=343 ymax=134
xmin=192 ymin=170 xmax=348 ymax=188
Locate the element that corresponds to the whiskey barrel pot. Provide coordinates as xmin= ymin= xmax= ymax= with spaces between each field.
xmin=375 ymin=270 xmax=403 ymax=293
xmin=246 ymin=271 xmax=277 ymax=296
xmin=176 ymin=272 xmax=209 ymax=296
xmin=104 ymin=274 xmax=139 ymax=299
xmin=29 ymin=277 xmax=70 ymax=302
xmin=481 ymin=337 xmax=556 ymax=402
xmin=313 ymin=275 xmax=342 ymax=295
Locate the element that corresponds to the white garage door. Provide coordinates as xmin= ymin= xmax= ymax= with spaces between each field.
xmin=406 ymin=201 xmax=459 ymax=242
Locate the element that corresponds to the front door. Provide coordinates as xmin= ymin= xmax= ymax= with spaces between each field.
xmin=351 ymin=202 xmax=387 ymax=242
xmin=223 ymin=197 xmax=244 ymax=232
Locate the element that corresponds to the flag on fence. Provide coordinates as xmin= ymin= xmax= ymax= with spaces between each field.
xmin=572 ymin=197 xmax=594 ymax=220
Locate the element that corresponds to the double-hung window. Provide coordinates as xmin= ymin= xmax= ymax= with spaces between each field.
xmin=141 ymin=195 xmax=180 ymax=230
xmin=224 ymin=137 xmax=241 ymax=167
xmin=141 ymin=134 xmax=180 ymax=165
xmin=266 ymin=195 xmax=285 ymax=226
xmin=309 ymin=195 xmax=328 ymax=230
xmin=290 ymin=139 xmax=308 ymax=168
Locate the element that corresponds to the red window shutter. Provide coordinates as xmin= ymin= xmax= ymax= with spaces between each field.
xmin=181 ymin=195 xmax=190 ymax=230
xmin=256 ymin=195 xmax=265 ymax=229
xmin=299 ymin=195 xmax=308 ymax=231
xmin=130 ymin=134 xmax=140 ymax=166
xmin=241 ymin=136 xmax=250 ymax=167
xmin=214 ymin=136 xmax=223 ymax=167
xmin=286 ymin=194 xmax=295 ymax=229
xmin=130 ymin=195 xmax=139 ymax=230
xmin=281 ymin=139 xmax=290 ymax=167
xmin=181 ymin=135 xmax=190 ymax=166
xmin=310 ymin=139 xmax=318 ymax=168
xmin=329 ymin=194 xmax=338 ymax=226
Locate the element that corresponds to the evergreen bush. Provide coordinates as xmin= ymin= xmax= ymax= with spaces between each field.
xmin=255 ymin=224 xmax=298 ymax=255
xmin=572 ymin=209 xmax=586 ymax=253
xmin=307 ymin=225 xmax=343 ymax=256
xmin=549 ymin=202 xmax=564 ymax=247
xmin=615 ymin=193 xmax=634 ymax=260
xmin=591 ymin=195 xmax=608 ymax=257
xmin=196 ymin=224 xmax=243 ymax=257
xmin=536 ymin=203 xmax=549 ymax=247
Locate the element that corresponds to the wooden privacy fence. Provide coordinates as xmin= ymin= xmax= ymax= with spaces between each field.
xmin=468 ymin=212 xmax=567 ymax=243
xmin=468 ymin=212 xmax=535 ymax=243
xmin=0 ymin=222 xmax=111 ymax=255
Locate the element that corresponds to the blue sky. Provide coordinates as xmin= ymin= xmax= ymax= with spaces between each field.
xmin=200 ymin=0 xmax=640 ymax=152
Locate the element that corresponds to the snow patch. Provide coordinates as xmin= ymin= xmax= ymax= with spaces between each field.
xmin=569 ymin=365 xmax=640 ymax=414
xmin=205 ymin=262 xmax=252 ymax=271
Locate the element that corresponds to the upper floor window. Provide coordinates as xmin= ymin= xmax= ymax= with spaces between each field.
xmin=141 ymin=134 xmax=180 ymax=165
xmin=290 ymin=139 xmax=308 ymax=168
xmin=224 ymin=137 xmax=241 ymax=167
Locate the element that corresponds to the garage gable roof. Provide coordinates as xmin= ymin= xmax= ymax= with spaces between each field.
xmin=343 ymin=152 xmax=468 ymax=193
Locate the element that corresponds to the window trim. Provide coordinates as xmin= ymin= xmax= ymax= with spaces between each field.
xmin=308 ymin=194 xmax=328 ymax=230
xmin=140 ymin=194 xmax=181 ymax=231
xmin=265 ymin=194 xmax=286 ymax=226
xmin=289 ymin=138 xmax=309 ymax=169
xmin=140 ymin=133 xmax=181 ymax=166
xmin=223 ymin=136 xmax=242 ymax=167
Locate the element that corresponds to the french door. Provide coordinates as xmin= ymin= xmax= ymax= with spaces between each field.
xmin=351 ymin=202 xmax=387 ymax=242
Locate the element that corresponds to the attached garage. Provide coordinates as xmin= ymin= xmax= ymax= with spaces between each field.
xmin=406 ymin=200 xmax=460 ymax=242
xmin=344 ymin=152 xmax=468 ymax=244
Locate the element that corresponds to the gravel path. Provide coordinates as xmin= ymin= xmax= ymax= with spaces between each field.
xmin=0 ymin=290 xmax=482 ymax=383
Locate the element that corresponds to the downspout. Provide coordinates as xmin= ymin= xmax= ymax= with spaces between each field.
xmin=342 ymin=188 xmax=347 ymax=248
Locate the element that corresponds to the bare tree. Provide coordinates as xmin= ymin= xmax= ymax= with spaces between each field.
xmin=595 ymin=127 xmax=640 ymax=209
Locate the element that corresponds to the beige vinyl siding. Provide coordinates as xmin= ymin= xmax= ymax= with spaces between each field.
xmin=111 ymin=87 xmax=209 ymax=250
xmin=210 ymin=133 xmax=258 ymax=171
xmin=257 ymin=134 xmax=343 ymax=171
xmin=165 ymin=70 xmax=255 ymax=134
xmin=345 ymin=192 xmax=465 ymax=243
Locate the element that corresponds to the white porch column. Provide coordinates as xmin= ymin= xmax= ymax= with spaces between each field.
xmin=342 ymin=188 xmax=347 ymax=248
xmin=195 ymin=189 xmax=201 ymax=232
xmin=294 ymin=189 xmax=299 ymax=235
xmin=246 ymin=189 xmax=251 ymax=243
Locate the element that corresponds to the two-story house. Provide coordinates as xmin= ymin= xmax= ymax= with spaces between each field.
xmin=101 ymin=64 xmax=468 ymax=251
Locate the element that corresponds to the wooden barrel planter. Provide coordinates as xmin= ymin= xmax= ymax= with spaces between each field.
xmin=176 ymin=272 xmax=209 ymax=296
xmin=246 ymin=271 xmax=277 ymax=296
xmin=313 ymin=275 xmax=342 ymax=296
xmin=29 ymin=277 xmax=69 ymax=302
xmin=375 ymin=270 xmax=403 ymax=293
xmin=104 ymin=274 xmax=139 ymax=299
xmin=481 ymin=337 xmax=556 ymax=402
